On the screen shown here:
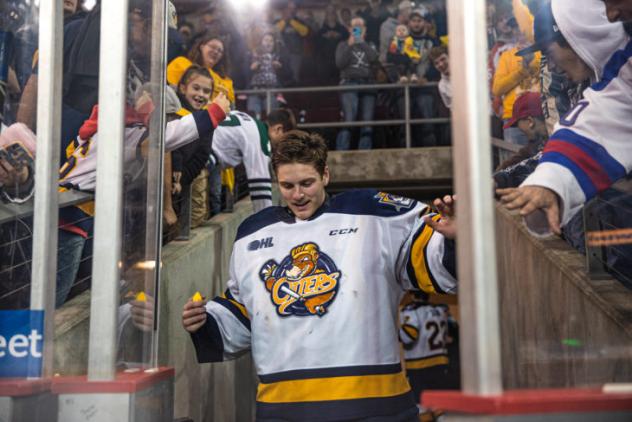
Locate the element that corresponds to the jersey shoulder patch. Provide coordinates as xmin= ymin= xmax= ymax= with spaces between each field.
xmin=327 ymin=189 xmax=419 ymax=217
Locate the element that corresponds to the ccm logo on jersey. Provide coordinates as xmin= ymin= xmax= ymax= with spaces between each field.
xmin=259 ymin=242 xmax=341 ymax=317
xmin=248 ymin=237 xmax=274 ymax=251
xmin=374 ymin=192 xmax=414 ymax=211
xmin=329 ymin=227 xmax=358 ymax=236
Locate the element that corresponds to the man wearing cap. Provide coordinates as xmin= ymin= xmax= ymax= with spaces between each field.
xmin=379 ymin=0 xmax=413 ymax=63
xmin=494 ymin=92 xmax=549 ymax=189
xmin=498 ymin=0 xmax=631 ymax=236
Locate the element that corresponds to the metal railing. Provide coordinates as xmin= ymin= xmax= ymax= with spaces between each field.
xmin=235 ymin=82 xmax=450 ymax=148
xmin=0 ymin=190 xmax=94 ymax=308
xmin=583 ymin=178 xmax=632 ymax=286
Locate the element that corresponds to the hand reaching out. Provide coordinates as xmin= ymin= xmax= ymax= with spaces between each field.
xmin=496 ymin=186 xmax=561 ymax=235
xmin=212 ymin=92 xmax=231 ymax=114
xmin=425 ymin=195 xmax=457 ymax=239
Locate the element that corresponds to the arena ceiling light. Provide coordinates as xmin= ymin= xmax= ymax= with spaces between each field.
xmin=229 ymin=0 xmax=269 ymax=13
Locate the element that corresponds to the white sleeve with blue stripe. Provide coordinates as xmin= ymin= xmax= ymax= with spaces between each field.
xmin=522 ymin=40 xmax=632 ymax=227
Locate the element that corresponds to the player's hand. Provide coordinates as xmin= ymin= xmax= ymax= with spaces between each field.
xmin=130 ymin=297 xmax=155 ymax=332
xmin=272 ymin=60 xmax=282 ymax=69
xmin=182 ymin=298 xmax=207 ymax=333
xmin=250 ymin=61 xmax=260 ymax=71
xmin=496 ymin=186 xmax=561 ymax=235
xmin=425 ymin=195 xmax=457 ymax=239
xmin=0 ymin=156 xmax=29 ymax=186
xmin=212 ymin=92 xmax=231 ymax=115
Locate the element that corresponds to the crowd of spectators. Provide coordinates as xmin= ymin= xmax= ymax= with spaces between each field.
xmin=1 ymin=0 xmax=631 ymax=312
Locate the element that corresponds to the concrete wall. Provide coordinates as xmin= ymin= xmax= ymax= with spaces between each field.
xmin=158 ymin=199 xmax=257 ymax=422
xmin=53 ymin=198 xmax=258 ymax=422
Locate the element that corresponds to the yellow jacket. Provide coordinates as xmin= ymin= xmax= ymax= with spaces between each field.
xmin=166 ymin=56 xmax=235 ymax=105
xmin=491 ymin=47 xmax=541 ymax=120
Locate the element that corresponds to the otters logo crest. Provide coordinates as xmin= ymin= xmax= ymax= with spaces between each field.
xmin=259 ymin=243 xmax=341 ymax=317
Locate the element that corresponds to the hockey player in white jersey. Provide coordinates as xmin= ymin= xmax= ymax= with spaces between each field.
xmin=183 ymin=131 xmax=458 ymax=421
xmin=399 ymin=292 xmax=460 ymax=410
xmin=211 ymin=109 xmax=296 ymax=213
xmin=497 ymin=0 xmax=631 ymax=235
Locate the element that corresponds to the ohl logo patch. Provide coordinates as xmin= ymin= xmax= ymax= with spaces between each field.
xmin=258 ymin=242 xmax=341 ymax=317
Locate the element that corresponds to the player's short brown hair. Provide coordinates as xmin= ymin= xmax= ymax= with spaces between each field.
xmin=271 ymin=130 xmax=328 ymax=177
xmin=429 ymin=45 xmax=448 ymax=63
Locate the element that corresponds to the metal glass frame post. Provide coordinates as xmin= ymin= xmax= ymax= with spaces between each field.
xmin=404 ymin=84 xmax=411 ymax=148
xmin=30 ymin=0 xmax=63 ymax=378
xmin=145 ymin=0 xmax=167 ymax=369
xmin=88 ymin=0 xmax=130 ymax=381
xmin=447 ymin=0 xmax=502 ymax=394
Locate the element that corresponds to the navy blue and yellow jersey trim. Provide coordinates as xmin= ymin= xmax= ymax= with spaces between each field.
xmin=190 ymin=313 xmax=224 ymax=363
xmin=326 ymin=189 xmax=419 ymax=218
xmin=235 ymin=189 xmax=421 ymax=241
xmin=258 ymin=363 xmax=403 ymax=384
xmin=256 ymin=392 xmax=418 ymax=421
xmin=404 ymin=353 xmax=449 ymax=370
xmin=257 ymin=364 xmax=409 ymax=404
xmin=407 ymin=214 xmax=446 ymax=294
xmin=212 ymin=288 xmax=251 ymax=330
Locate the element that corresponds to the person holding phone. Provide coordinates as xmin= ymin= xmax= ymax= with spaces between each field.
xmin=334 ymin=16 xmax=380 ymax=150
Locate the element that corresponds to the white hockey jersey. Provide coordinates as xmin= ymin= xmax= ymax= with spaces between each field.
xmin=399 ymin=302 xmax=449 ymax=371
xmin=59 ymin=106 xmax=225 ymax=191
xmin=212 ymin=111 xmax=273 ymax=213
xmin=190 ymin=189 xmax=458 ymax=421
xmin=521 ymin=2 xmax=631 ymax=232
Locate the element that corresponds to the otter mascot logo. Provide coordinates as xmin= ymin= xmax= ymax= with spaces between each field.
xmin=259 ymin=243 xmax=341 ymax=317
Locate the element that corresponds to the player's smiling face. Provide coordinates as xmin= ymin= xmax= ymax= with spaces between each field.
xmin=277 ymin=163 xmax=329 ymax=221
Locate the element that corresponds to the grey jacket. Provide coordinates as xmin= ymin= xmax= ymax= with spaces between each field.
xmin=335 ymin=41 xmax=379 ymax=82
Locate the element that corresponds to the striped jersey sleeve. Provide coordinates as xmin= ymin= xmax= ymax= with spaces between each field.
xmin=398 ymin=213 xmax=458 ymax=295
xmin=192 ymin=280 xmax=251 ymax=363
xmin=522 ymin=40 xmax=632 ymax=228
xmin=165 ymin=104 xmax=225 ymax=152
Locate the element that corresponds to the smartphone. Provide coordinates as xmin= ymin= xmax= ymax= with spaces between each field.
xmin=1 ymin=142 xmax=33 ymax=170
xmin=352 ymin=26 xmax=362 ymax=40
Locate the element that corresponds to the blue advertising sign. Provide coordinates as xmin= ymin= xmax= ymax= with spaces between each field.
xmin=0 ymin=310 xmax=44 ymax=378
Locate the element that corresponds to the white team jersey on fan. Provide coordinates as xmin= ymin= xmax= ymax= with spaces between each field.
xmin=191 ymin=189 xmax=458 ymax=421
xmin=212 ymin=111 xmax=273 ymax=212
xmin=399 ymin=302 xmax=449 ymax=370
xmin=59 ymin=111 xmax=213 ymax=191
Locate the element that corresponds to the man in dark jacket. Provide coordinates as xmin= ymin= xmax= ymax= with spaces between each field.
xmin=335 ymin=16 xmax=379 ymax=150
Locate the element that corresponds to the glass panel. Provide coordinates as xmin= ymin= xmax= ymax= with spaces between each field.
xmin=117 ymin=0 xmax=165 ymax=370
xmin=488 ymin=0 xmax=632 ymax=393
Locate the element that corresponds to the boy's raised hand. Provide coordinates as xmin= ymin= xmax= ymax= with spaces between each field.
xmin=212 ymin=92 xmax=231 ymax=115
